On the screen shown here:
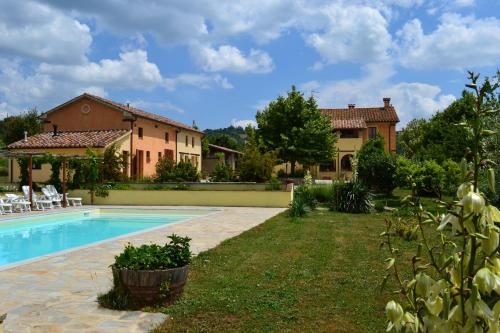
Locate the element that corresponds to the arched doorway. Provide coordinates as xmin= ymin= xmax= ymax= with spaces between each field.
xmin=341 ymin=154 xmax=353 ymax=171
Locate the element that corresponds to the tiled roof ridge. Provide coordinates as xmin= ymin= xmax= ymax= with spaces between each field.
xmin=41 ymin=128 xmax=128 ymax=134
xmin=81 ymin=93 xmax=204 ymax=134
xmin=7 ymin=129 xmax=131 ymax=149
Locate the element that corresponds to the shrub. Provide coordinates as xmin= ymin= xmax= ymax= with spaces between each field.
xmin=238 ymin=147 xmax=276 ymax=182
xmin=173 ymin=162 xmax=199 ymax=182
xmin=394 ymin=157 xmax=418 ymax=189
xmin=309 ymin=185 xmax=334 ymax=203
xmin=294 ymin=185 xmax=318 ymax=210
xmin=413 ymin=160 xmax=445 ymax=197
xmin=211 ymin=162 xmax=233 ymax=182
xmin=330 ymin=181 xmax=372 ymax=214
xmin=155 ymin=159 xmax=200 ymax=182
xmin=265 ymin=177 xmax=282 ymax=191
xmin=155 ymin=158 xmax=176 ymax=182
xmin=357 ymin=136 xmax=396 ymax=195
xmin=113 ymin=234 xmax=191 ymax=270
xmin=288 ymin=195 xmax=309 ymax=218
xmin=276 ymin=169 xmax=287 ymax=178
xmin=442 ymin=159 xmax=462 ymax=195
xmin=100 ymin=144 xmax=125 ymax=182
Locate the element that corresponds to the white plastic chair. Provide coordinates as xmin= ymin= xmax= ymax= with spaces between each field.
xmin=46 ymin=185 xmax=82 ymax=207
xmin=21 ymin=186 xmax=53 ymax=211
xmin=41 ymin=188 xmax=62 ymax=208
xmin=0 ymin=198 xmax=13 ymax=214
xmin=5 ymin=194 xmax=31 ymax=213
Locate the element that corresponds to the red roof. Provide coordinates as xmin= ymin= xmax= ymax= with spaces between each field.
xmin=43 ymin=93 xmax=203 ymax=135
xmin=8 ymin=129 xmax=130 ymax=149
xmin=332 ymin=119 xmax=367 ymax=129
xmin=320 ymin=101 xmax=399 ymax=129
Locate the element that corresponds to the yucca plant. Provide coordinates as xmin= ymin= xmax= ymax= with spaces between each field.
xmin=382 ymin=72 xmax=500 ymax=332
xmin=331 ymin=181 xmax=372 ymax=214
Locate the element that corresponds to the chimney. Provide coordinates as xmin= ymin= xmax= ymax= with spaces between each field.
xmin=383 ymin=97 xmax=391 ymax=108
xmin=24 ymin=131 xmax=28 ymax=142
xmin=52 ymin=124 xmax=58 ymax=137
xmin=348 ymin=104 xmax=355 ymax=109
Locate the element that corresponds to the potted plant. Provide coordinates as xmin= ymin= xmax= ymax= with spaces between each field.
xmin=100 ymin=234 xmax=191 ymax=309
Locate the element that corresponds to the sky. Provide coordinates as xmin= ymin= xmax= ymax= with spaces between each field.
xmin=0 ymin=0 xmax=499 ymax=130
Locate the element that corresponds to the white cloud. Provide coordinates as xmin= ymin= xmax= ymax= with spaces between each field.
xmin=455 ymin=0 xmax=475 ymax=6
xmin=39 ymin=50 xmax=163 ymax=90
xmin=398 ymin=14 xmax=500 ymax=69
xmin=309 ymin=64 xmax=455 ymax=127
xmin=231 ymin=119 xmax=257 ymax=128
xmin=0 ymin=1 xmax=91 ymax=64
xmin=191 ymin=44 xmax=274 ymax=74
xmin=0 ymin=102 xmax=23 ymax=119
xmin=305 ymin=3 xmax=392 ymax=65
xmin=164 ymin=73 xmax=233 ymax=91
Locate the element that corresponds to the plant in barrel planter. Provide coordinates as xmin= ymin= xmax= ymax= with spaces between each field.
xmin=98 ymin=234 xmax=191 ymax=310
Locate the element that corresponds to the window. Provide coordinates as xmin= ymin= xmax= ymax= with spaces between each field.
xmin=146 ymin=151 xmax=151 ymax=163
xmin=164 ymin=132 xmax=169 ymax=143
xmin=368 ymin=127 xmax=377 ymax=139
xmin=341 ymin=155 xmax=353 ymax=171
xmin=164 ymin=149 xmax=174 ymax=160
xmin=340 ymin=129 xmax=358 ymax=138
xmin=185 ymin=135 xmax=188 ymax=147
xmin=319 ymin=160 xmax=336 ymax=172
xmin=191 ymin=137 xmax=195 ymax=148
xmin=138 ymin=127 xmax=143 ymax=139
xmin=158 ymin=152 xmax=162 ymax=160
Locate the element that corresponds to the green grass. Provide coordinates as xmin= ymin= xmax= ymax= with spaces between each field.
xmin=153 ymin=208 xmax=419 ymax=333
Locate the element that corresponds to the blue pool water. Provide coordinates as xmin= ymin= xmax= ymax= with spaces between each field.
xmin=0 ymin=209 xmax=201 ymax=267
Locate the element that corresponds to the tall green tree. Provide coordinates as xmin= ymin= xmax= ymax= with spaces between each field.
xmin=398 ymin=92 xmax=475 ymax=162
xmin=256 ymin=86 xmax=336 ymax=174
xmin=0 ymin=108 xmax=43 ymax=145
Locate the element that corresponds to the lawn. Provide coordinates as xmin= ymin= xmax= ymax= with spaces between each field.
xmin=153 ymin=205 xmax=425 ymax=332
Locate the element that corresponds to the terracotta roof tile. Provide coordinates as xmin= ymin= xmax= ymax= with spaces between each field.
xmin=7 ymin=129 xmax=130 ymax=149
xmin=321 ymin=104 xmax=399 ymax=129
xmin=44 ymin=93 xmax=204 ymax=135
xmin=331 ymin=118 xmax=367 ymax=129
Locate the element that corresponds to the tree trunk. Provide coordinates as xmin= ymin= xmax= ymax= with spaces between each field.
xmin=290 ymin=161 xmax=296 ymax=176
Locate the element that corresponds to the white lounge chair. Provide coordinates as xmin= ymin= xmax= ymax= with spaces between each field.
xmin=0 ymin=198 xmax=13 ymax=214
xmin=46 ymin=185 xmax=82 ymax=207
xmin=41 ymin=188 xmax=62 ymax=208
xmin=21 ymin=186 xmax=53 ymax=211
xmin=5 ymin=194 xmax=31 ymax=213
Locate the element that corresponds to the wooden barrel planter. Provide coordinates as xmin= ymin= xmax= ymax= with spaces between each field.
xmin=112 ymin=265 xmax=189 ymax=307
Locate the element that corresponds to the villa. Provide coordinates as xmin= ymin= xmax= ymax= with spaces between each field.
xmin=6 ymin=93 xmax=203 ymax=182
xmin=277 ymin=97 xmax=399 ymax=180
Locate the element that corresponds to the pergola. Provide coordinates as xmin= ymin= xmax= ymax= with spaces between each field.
xmin=0 ymin=150 xmax=98 ymax=208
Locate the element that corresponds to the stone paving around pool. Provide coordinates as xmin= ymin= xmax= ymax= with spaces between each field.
xmin=0 ymin=206 xmax=285 ymax=333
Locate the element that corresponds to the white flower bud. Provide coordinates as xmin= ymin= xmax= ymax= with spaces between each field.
xmin=462 ymin=192 xmax=485 ymax=216
xmin=474 ymin=268 xmax=497 ymax=294
xmin=482 ymin=228 xmax=499 ymax=255
xmin=386 ymin=300 xmax=404 ymax=324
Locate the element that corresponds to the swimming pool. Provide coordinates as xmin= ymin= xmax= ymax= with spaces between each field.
xmin=0 ymin=208 xmax=212 ymax=267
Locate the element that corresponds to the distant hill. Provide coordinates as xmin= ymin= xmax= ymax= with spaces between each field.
xmin=203 ymin=126 xmax=247 ymax=150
